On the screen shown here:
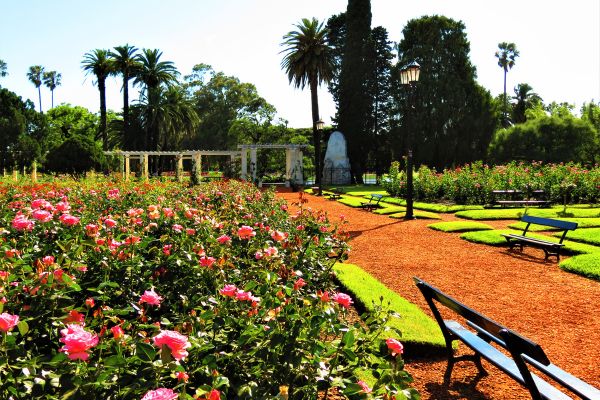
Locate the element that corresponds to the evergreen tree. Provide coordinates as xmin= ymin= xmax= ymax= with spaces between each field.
xmin=396 ymin=15 xmax=497 ymax=169
xmin=337 ymin=0 xmax=372 ymax=183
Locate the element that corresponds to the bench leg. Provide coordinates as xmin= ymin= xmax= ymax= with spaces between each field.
xmin=443 ymin=353 xmax=487 ymax=384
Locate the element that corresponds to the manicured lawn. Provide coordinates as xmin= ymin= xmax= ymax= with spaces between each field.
xmin=428 ymin=221 xmax=494 ymax=233
xmin=560 ymin=254 xmax=600 ymax=281
xmin=460 ymin=229 xmax=600 ymax=255
xmin=555 ymin=227 xmax=600 ymax=245
xmin=374 ymin=205 xmax=406 ymax=215
xmin=333 ymin=263 xmax=444 ymax=348
xmin=382 ymin=197 xmax=484 ymax=213
xmin=456 ymin=207 xmax=600 ymax=220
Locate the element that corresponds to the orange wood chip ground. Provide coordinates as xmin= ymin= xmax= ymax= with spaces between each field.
xmin=277 ymin=192 xmax=600 ymax=400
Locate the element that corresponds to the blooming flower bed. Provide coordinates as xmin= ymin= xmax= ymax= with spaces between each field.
xmin=0 ymin=179 xmax=416 ymax=399
xmin=383 ymin=161 xmax=600 ymax=205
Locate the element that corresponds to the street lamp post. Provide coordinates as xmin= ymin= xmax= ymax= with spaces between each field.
xmin=399 ymin=61 xmax=421 ymax=220
xmin=316 ymin=118 xmax=325 ymax=196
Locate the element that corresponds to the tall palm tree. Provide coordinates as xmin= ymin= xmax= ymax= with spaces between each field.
xmin=110 ymin=44 xmax=140 ymax=150
xmin=495 ymin=42 xmax=519 ymax=125
xmin=512 ymin=83 xmax=542 ymax=123
xmin=0 ymin=59 xmax=7 ymax=78
xmin=27 ymin=65 xmax=45 ymax=112
xmin=43 ymin=70 xmax=62 ymax=109
xmin=134 ymin=49 xmax=179 ymax=151
xmin=280 ymin=18 xmax=334 ymax=193
xmin=82 ymin=49 xmax=114 ymax=150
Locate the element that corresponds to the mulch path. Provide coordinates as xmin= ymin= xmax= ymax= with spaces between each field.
xmin=277 ymin=192 xmax=600 ymax=400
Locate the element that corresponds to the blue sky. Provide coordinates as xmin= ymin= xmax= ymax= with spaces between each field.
xmin=1 ymin=0 xmax=599 ymax=128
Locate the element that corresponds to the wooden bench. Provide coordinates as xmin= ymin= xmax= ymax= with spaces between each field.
xmin=327 ymin=188 xmax=345 ymax=200
xmin=501 ymin=215 xmax=577 ymax=261
xmin=414 ymin=277 xmax=600 ymax=400
xmin=493 ymin=190 xmax=550 ymax=208
xmin=358 ymin=194 xmax=383 ymax=211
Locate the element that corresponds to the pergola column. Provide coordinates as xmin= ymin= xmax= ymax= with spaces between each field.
xmin=241 ymin=150 xmax=248 ymax=180
xmin=175 ymin=154 xmax=183 ymax=182
xmin=141 ymin=154 xmax=149 ymax=181
xmin=285 ymin=148 xmax=292 ymax=187
xmin=124 ymin=155 xmax=130 ymax=182
xmin=31 ymin=161 xmax=37 ymax=182
xmin=250 ymin=148 xmax=257 ymax=183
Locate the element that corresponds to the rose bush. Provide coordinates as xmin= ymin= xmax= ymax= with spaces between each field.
xmin=384 ymin=160 xmax=600 ymax=205
xmin=0 ymin=179 xmax=416 ymax=399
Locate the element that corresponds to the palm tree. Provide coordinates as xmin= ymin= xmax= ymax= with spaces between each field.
xmin=495 ymin=42 xmax=519 ymax=125
xmin=134 ymin=49 xmax=179 ymax=151
xmin=82 ymin=49 xmax=114 ymax=150
xmin=110 ymin=44 xmax=140 ymax=150
xmin=280 ymin=18 xmax=334 ymax=193
xmin=27 ymin=65 xmax=45 ymax=112
xmin=0 ymin=59 xmax=7 ymax=78
xmin=42 ymin=71 xmax=62 ymax=109
xmin=512 ymin=83 xmax=542 ymax=123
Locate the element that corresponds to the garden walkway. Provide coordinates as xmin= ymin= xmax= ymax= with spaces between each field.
xmin=277 ymin=192 xmax=600 ymax=400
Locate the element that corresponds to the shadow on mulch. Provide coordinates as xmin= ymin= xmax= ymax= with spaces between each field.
xmin=502 ymin=249 xmax=558 ymax=265
xmin=424 ymin=377 xmax=490 ymax=400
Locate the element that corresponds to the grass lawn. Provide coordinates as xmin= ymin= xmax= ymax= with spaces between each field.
xmin=506 ymin=217 xmax=600 ymax=231
xmin=381 ymin=197 xmax=484 ymax=213
xmin=428 ymin=221 xmax=494 ymax=233
xmin=373 ymin=205 xmax=406 ymax=215
xmin=333 ymin=263 xmax=444 ymax=348
xmin=559 ymin=254 xmax=600 ymax=281
xmin=460 ymin=229 xmax=600 ymax=255
xmin=456 ymin=207 xmax=600 ymax=220
xmin=555 ymin=227 xmax=600 ymax=246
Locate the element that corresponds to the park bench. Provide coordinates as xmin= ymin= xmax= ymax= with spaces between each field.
xmin=492 ymin=190 xmax=550 ymax=208
xmin=327 ymin=188 xmax=345 ymax=200
xmin=358 ymin=193 xmax=383 ymax=211
xmin=414 ymin=277 xmax=600 ymax=400
xmin=501 ymin=215 xmax=577 ymax=261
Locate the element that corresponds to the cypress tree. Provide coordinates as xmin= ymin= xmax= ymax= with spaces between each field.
xmin=337 ymin=0 xmax=372 ymax=183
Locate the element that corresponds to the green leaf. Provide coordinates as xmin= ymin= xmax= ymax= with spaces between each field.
xmin=342 ymin=330 xmax=355 ymax=348
xmin=103 ymin=355 xmax=126 ymax=366
xmin=17 ymin=320 xmax=29 ymax=336
xmin=136 ymin=342 xmax=156 ymax=362
xmin=160 ymin=344 xmax=173 ymax=364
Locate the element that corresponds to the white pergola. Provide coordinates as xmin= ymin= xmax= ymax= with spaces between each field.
xmin=107 ymin=150 xmax=241 ymax=181
xmin=238 ymin=144 xmax=307 ymax=186
xmin=107 ymin=144 xmax=307 ymax=185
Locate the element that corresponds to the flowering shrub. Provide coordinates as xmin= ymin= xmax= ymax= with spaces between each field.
xmin=0 ymin=179 xmax=416 ymax=399
xmin=385 ymin=161 xmax=600 ymax=205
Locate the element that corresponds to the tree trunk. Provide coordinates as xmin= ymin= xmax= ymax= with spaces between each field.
xmin=123 ymin=75 xmax=130 ymax=150
xmin=99 ymin=79 xmax=107 ymax=151
xmin=51 ymin=89 xmax=54 ymax=109
xmin=37 ymin=86 xmax=42 ymax=113
xmin=310 ymin=78 xmax=321 ymax=194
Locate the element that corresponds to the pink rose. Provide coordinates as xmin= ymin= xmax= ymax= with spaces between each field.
xmin=85 ymin=224 xmax=100 ymax=237
xmin=141 ymin=388 xmax=178 ymax=400
xmin=59 ymin=324 xmax=99 ymax=360
xmin=32 ymin=209 xmax=53 ymax=222
xmin=0 ymin=312 xmax=19 ymax=332
xmin=386 ymin=338 xmax=404 ymax=356
xmin=217 ymin=235 xmax=231 ymax=244
xmin=220 ymin=284 xmax=237 ymax=297
xmin=162 ymin=208 xmax=174 ymax=218
xmin=293 ymin=278 xmax=306 ymax=291
xmin=12 ymin=215 xmax=34 ymax=231
xmin=172 ymin=224 xmax=183 ymax=233
xmin=204 ymin=389 xmax=221 ymax=400
xmin=263 ymin=247 xmax=278 ymax=257
xmin=42 ymin=255 xmax=55 ymax=266
xmin=332 ymin=292 xmax=353 ymax=309
xmin=55 ymin=201 xmax=70 ymax=212
xmin=104 ymin=218 xmax=117 ymax=228
xmin=111 ymin=325 xmax=124 ymax=340
xmin=270 ymin=230 xmax=286 ymax=242
xmin=140 ymin=289 xmax=163 ymax=306
xmin=31 ymin=198 xmax=52 ymax=209
xmin=153 ymin=330 xmax=191 ymax=361
xmin=59 ymin=214 xmax=80 ymax=226
xmin=358 ymin=380 xmax=372 ymax=393
xmin=237 ymin=225 xmax=256 ymax=240
xmin=199 ymin=256 xmax=216 ymax=268
xmin=162 ymin=244 xmax=172 ymax=256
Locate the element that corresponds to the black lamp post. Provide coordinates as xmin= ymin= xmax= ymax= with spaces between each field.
xmin=316 ymin=118 xmax=325 ymax=196
xmin=399 ymin=61 xmax=421 ymax=220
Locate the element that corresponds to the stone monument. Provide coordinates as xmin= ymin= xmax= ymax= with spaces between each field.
xmin=322 ymin=131 xmax=351 ymax=185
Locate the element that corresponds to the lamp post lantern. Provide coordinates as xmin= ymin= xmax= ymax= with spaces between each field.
xmin=399 ymin=61 xmax=420 ymax=220
xmin=316 ymin=118 xmax=325 ymax=195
